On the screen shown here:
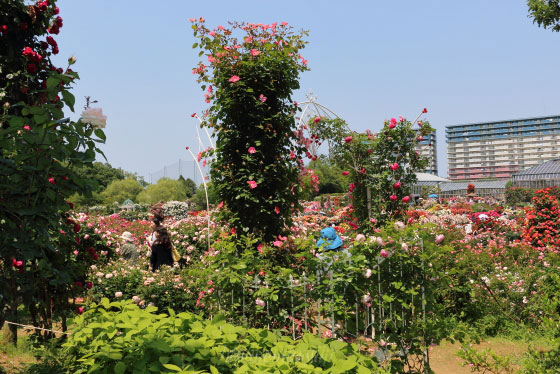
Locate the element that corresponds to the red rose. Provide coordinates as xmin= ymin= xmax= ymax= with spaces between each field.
xmin=74 ymin=223 xmax=81 ymax=233
xmin=22 ymin=47 xmax=34 ymax=57
xmin=26 ymin=63 xmax=37 ymax=74
xmin=77 ymin=306 xmax=84 ymax=315
xmin=86 ymin=282 xmax=93 ymax=289
xmin=0 ymin=25 xmax=7 ymax=34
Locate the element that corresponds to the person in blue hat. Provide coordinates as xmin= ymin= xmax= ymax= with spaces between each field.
xmin=317 ymin=227 xmax=343 ymax=252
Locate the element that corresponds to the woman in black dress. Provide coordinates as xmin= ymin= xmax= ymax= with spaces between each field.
xmin=150 ymin=226 xmax=174 ymax=272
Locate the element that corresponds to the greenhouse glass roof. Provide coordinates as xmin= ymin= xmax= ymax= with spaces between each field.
xmin=512 ymin=158 xmax=560 ymax=181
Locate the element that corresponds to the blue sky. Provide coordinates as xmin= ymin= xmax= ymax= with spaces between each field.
xmin=54 ymin=0 xmax=560 ymax=180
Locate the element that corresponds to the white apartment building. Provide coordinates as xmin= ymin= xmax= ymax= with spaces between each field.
xmin=415 ymin=131 xmax=437 ymax=175
xmin=446 ymin=115 xmax=560 ymax=180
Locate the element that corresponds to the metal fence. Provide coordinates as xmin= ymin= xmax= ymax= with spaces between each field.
xmin=147 ymin=159 xmax=209 ymax=185
xmin=206 ymin=239 xmax=430 ymax=373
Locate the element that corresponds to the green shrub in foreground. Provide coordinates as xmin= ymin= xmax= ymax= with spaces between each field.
xmin=62 ymin=299 xmax=387 ymax=374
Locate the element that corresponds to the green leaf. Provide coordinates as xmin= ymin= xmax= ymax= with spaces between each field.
xmin=94 ymin=129 xmax=106 ymax=141
xmin=162 ymin=363 xmax=182 ymax=372
xmin=192 ymin=42 xmax=199 ymax=48
xmin=61 ymin=90 xmax=76 ymax=112
xmin=210 ymin=365 xmax=219 ymax=374
xmin=46 ymin=76 xmax=60 ymax=90
xmin=114 ymin=362 xmax=126 ymax=374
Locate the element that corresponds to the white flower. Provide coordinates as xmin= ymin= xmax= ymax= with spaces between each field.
xmin=81 ymin=107 xmax=107 ymax=129
xmin=355 ymin=234 xmax=366 ymax=242
xmin=115 ymin=291 xmax=123 ymax=298
xmin=394 ymin=221 xmax=405 ymax=230
xmin=364 ymin=269 xmax=372 ymax=278
xmin=105 ymin=273 xmax=113 ymax=279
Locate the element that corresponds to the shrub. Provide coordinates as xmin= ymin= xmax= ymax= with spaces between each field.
xmin=523 ymin=188 xmax=560 ymax=250
xmin=192 ymin=20 xmax=309 ymax=242
xmin=162 ymin=200 xmax=191 ymax=220
xmin=62 ymin=299 xmax=388 ymax=374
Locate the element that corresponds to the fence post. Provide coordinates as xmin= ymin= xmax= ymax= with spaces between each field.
xmin=421 ymin=238 xmax=429 ymax=373
xmin=316 ymin=269 xmax=322 ymax=336
xmin=289 ymin=275 xmax=296 ymax=340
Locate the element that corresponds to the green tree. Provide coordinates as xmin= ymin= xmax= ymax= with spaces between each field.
xmin=136 ymin=178 xmax=187 ymax=205
xmin=178 ymin=175 xmax=197 ymax=197
xmin=102 ymin=178 xmax=143 ymax=204
xmin=528 ymin=0 xmax=560 ymax=32
xmin=192 ymin=20 xmax=308 ymax=241
xmin=309 ymin=156 xmax=349 ymax=195
xmin=72 ymin=162 xmax=125 ymax=190
xmin=331 ymin=115 xmax=433 ymax=228
xmin=0 ymin=0 xmax=104 ymax=344
xmin=191 ymin=182 xmax=218 ymax=210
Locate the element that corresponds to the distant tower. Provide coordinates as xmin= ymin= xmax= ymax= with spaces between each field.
xmin=415 ymin=131 xmax=438 ymax=175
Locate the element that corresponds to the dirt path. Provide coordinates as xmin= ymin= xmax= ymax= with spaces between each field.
xmin=429 ymin=338 xmax=533 ymax=374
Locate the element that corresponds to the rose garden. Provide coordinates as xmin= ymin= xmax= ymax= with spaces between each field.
xmin=2 ymin=2 xmax=560 ymax=374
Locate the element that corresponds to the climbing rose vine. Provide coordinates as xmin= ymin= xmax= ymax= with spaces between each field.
xmin=0 ymin=0 xmax=105 ymax=344
xmin=191 ymin=19 xmax=309 ymax=242
xmin=331 ymin=113 xmax=434 ymax=229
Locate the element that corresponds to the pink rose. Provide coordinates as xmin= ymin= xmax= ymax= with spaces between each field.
xmin=341 ymin=171 xmax=349 ymax=176
xmin=248 ymin=147 xmax=256 ymax=154
xmin=393 ymin=181 xmax=401 ymax=189
xmin=389 ymin=163 xmax=399 ymax=171
xmin=344 ymin=136 xmax=353 ymax=143
xmin=228 ymin=75 xmax=240 ymax=83
xmin=401 ymin=196 xmax=410 ymax=203
xmin=248 ymin=180 xmax=257 ymax=189
xmin=255 ymin=298 xmax=265 ymax=307
xmin=380 ymin=249 xmax=389 ymax=258
xmin=435 ymin=234 xmax=445 ymax=244
xmin=390 ymin=195 xmax=398 ymax=201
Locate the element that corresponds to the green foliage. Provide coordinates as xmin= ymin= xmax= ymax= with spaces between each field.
xmin=330 ymin=117 xmax=433 ymax=228
xmin=457 ymin=344 xmax=516 ymax=374
xmin=101 ymin=178 xmax=143 ymax=205
xmin=192 ymin=20 xmax=309 ymax=241
xmin=528 ymin=0 xmax=560 ymax=32
xmin=191 ymin=182 xmax=218 ymax=210
xmin=72 ymin=162 xmax=129 ymax=190
xmin=137 ymin=178 xmax=187 ymax=205
xmin=505 ymin=187 xmax=535 ymax=206
xmin=61 ymin=299 xmax=387 ymax=374
xmin=178 ymin=175 xmax=197 ymax=197
xmin=302 ymin=156 xmax=349 ymax=199
xmin=0 ymin=0 xmax=105 ymax=345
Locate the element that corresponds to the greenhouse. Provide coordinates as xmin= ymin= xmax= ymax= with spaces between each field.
xmin=411 ymin=172 xmax=451 ymax=197
xmin=511 ymin=157 xmax=560 ymax=189
xmin=438 ymin=180 xmax=509 ymax=199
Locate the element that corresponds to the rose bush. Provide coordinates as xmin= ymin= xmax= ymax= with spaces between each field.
xmin=0 ymin=0 xmax=105 ymax=344
xmin=191 ymin=20 xmax=309 ymax=242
